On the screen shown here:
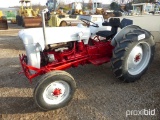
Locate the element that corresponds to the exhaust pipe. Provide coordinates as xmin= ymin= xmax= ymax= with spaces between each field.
xmin=41 ymin=8 xmax=49 ymax=50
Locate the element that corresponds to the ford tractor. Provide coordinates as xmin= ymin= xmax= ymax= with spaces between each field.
xmin=19 ymin=8 xmax=155 ymax=110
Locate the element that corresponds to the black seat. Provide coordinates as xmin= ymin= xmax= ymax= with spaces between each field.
xmin=96 ymin=18 xmax=120 ymax=39
xmin=120 ymin=18 xmax=133 ymax=29
xmin=96 ymin=28 xmax=117 ymax=38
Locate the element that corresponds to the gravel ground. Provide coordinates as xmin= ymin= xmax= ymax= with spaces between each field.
xmin=0 ymin=22 xmax=160 ymax=120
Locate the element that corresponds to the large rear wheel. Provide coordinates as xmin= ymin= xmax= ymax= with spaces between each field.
xmin=34 ymin=70 xmax=76 ymax=110
xmin=111 ymin=29 xmax=155 ymax=82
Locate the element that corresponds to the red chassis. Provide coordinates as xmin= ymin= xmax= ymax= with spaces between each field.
xmin=19 ymin=37 xmax=114 ymax=83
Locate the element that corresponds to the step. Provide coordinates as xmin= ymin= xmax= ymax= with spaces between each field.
xmin=89 ymin=57 xmax=110 ymax=65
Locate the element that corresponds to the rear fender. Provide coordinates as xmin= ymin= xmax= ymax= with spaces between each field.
xmin=111 ymin=25 xmax=142 ymax=46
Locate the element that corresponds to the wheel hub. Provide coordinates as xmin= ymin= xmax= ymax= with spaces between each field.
xmin=53 ymin=88 xmax=62 ymax=96
xmin=127 ymin=42 xmax=151 ymax=75
xmin=43 ymin=81 xmax=70 ymax=105
xmin=128 ymin=45 xmax=143 ymax=67
xmin=134 ymin=53 xmax=141 ymax=63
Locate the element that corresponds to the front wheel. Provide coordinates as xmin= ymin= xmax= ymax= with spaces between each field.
xmin=111 ymin=29 xmax=155 ymax=82
xmin=34 ymin=70 xmax=76 ymax=111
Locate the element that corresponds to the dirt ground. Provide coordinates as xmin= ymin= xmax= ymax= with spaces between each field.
xmin=0 ymin=24 xmax=160 ymax=120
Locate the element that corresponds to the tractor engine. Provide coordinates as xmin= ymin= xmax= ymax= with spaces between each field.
xmin=19 ymin=26 xmax=90 ymax=72
xmin=40 ymin=42 xmax=73 ymax=65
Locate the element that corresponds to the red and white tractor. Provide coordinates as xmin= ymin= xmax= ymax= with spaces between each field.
xmin=19 ymin=8 xmax=155 ymax=110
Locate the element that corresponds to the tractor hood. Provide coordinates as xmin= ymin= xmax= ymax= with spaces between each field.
xmin=19 ymin=26 xmax=90 ymax=50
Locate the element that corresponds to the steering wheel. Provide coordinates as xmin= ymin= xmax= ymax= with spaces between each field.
xmin=80 ymin=18 xmax=99 ymax=27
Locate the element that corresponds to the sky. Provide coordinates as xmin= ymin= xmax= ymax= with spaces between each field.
xmin=0 ymin=0 xmax=113 ymax=8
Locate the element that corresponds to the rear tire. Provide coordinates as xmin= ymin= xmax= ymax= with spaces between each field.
xmin=16 ymin=15 xmax=20 ymax=26
xmin=111 ymin=29 xmax=155 ymax=82
xmin=16 ymin=16 xmax=23 ymax=26
xmin=34 ymin=70 xmax=76 ymax=111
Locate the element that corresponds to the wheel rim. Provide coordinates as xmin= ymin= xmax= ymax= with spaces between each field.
xmin=43 ymin=80 xmax=70 ymax=105
xmin=127 ymin=42 xmax=151 ymax=75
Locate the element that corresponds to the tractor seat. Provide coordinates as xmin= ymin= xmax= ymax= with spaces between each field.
xmin=119 ymin=18 xmax=133 ymax=29
xmin=96 ymin=18 xmax=120 ymax=39
xmin=96 ymin=28 xmax=117 ymax=38
xmin=96 ymin=18 xmax=133 ymax=39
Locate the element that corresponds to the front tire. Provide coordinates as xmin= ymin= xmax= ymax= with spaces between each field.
xmin=34 ymin=70 xmax=76 ymax=111
xmin=111 ymin=29 xmax=155 ymax=82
